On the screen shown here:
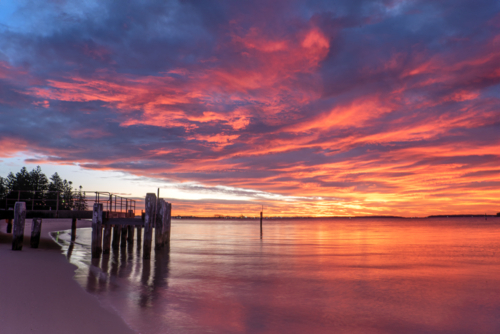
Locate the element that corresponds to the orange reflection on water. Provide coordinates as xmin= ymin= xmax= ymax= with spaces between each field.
xmin=56 ymin=217 xmax=500 ymax=333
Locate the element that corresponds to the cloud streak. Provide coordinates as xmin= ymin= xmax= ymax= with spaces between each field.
xmin=0 ymin=0 xmax=499 ymax=216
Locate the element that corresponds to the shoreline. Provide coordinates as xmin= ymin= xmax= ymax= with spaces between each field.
xmin=0 ymin=219 xmax=136 ymax=334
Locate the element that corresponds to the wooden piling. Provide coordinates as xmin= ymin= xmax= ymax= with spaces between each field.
xmin=12 ymin=202 xmax=26 ymax=251
xmin=91 ymin=203 xmax=103 ymax=258
xmin=260 ymin=211 xmax=263 ymax=237
xmin=155 ymin=199 xmax=165 ymax=250
xmin=102 ymin=224 xmax=112 ymax=254
xmin=6 ymin=218 xmax=12 ymax=233
xmin=121 ymin=225 xmax=128 ymax=247
xmin=127 ymin=225 xmax=134 ymax=242
xmin=30 ymin=218 xmax=42 ymax=248
xmin=163 ymin=200 xmax=169 ymax=244
xmin=71 ymin=217 xmax=77 ymax=241
xmin=143 ymin=193 xmax=156 ymax=259
xmin=136 ymin=225 xmax=142 ymax=242
xmin=112 ymin=225 xmax=121 ymax=250
xmin=165 ymin=202 xmax=172 ymax=246
xmin=136 ymin=225 xmax=142 ymax=254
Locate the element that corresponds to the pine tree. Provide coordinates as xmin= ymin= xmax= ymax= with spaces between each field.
xmin=28 ymin=166 xmax=49 ymax=209
xmin=48 ymin=173 xmax=64 ymax=210
xmin=61 ymin=179 xmax=74 ymax=210
xmin=1 ymin=167 xmax=82 ymax=211
xmin=74 ymin=185 xmax=87 ymax=211
xmin=0 ymin=176 xmax=7 ymax=209
xmin=5 ymin=167 xmax=32 ymax=202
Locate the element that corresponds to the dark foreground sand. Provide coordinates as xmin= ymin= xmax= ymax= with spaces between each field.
xmin=0 ymin=219 xmax=136 ymax=334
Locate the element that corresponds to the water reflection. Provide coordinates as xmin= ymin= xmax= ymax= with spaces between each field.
xmin=52 ymin=218 xmax=500 ymax=334
xmin=52 ymin=227 xmax=171 ymax=310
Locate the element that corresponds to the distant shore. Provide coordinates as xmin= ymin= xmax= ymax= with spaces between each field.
xmin=0 ymin=219 xmax=136 ymax=334
xmin=171 ymin=214 xmax=500 ymax=219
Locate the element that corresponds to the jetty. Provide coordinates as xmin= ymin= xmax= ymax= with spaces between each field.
xmin=0 ymin=191 xmax=171 ymax=260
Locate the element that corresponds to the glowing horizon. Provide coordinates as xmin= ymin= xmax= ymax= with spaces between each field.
xmin=0 ymin=1 xmax=499 ymax=217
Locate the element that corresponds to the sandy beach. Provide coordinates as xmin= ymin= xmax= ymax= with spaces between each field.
xmin=0 ymin=219 xmax=136 ymax=334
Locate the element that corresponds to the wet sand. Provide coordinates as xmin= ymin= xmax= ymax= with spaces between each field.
xmin=0 ymin=219 xmax=136 ymax=334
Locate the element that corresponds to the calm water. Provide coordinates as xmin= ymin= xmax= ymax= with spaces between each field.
xmin=52 ymin=217 xmax=500 ymax=334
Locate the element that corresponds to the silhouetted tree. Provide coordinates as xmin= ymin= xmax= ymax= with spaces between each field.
xmin=74 ymin=185 xmax=87 ymax=211
xmin=62 ymin=179 xmax=74 ymax=210
xmin=28 ymin=166 xmax=49 ymax=209
xmin=0 ymin=176 xmax=6 ymax=198
xmin=1 ymin=167 xmax=81 ymax=210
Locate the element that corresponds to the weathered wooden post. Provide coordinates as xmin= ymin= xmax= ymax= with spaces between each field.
xmin=30 ymin=218 xmax=42 ymax=248
xmin=143 ymin=193 xmax=156 ymax=259
xmin=136 ymin=225 xmax=142 ymax=245
xmin=127 ymin=225 xmax=134 ymax=242
xmin=6 ymin=218 xmax=12 ymax=233
xmin=12 ymin=202 xmax=26 ymax=251
xmin=102 ymin=224 xmax=112 ymax=254
xmin=112 ymin=225 xmax=120 ymax=250
xmin=164 ymin=202 xmax=171 ymax=246
xmin=121 ymin=225 xmax=128 ymax=247
xmin=155 ymin=199 xmax=165 ymax=249
xmin=71 ymin=217 xmax=77 ymax=241
xmin=91 ymin=203 xmax=103 ymax=258
xmin=260 ymin=211 xmax=263 ymax=237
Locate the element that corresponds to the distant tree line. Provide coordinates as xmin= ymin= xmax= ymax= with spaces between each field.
xmin=0 ymin=166 xmax=86 ymax=210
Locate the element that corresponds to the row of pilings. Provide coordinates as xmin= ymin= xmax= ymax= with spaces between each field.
xmin=92 ymin=193 xmax=171 ymax=259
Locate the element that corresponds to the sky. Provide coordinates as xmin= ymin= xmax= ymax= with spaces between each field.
xmin=0 ymin=0 xmax=499 ymax=217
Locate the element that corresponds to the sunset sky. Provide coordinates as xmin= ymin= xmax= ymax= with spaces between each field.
xmin=0 ymin=0 xmax=499 ymax=217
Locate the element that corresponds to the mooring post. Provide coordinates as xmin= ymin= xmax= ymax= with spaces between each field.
xmin=12 ymin=202 xmax=26 ymax=251
xmin=102 ymin=224 xmax=112 ymax=254
xmin=112 ymin=225 xmax=121 ymax=250
xmin=161 ymin=200 xmax=168 ymax=246
xmin=71 ymin=217 xmax=77 ymax=241
xmin=127 ymin=225 xmax=134 ymax=242
xmin=167 ymin=202 xmax=172 ymax=245
xmin=143 ymin=193 xmax=156 ymax=259
xmin=6 ymin=218 xmax=13 ymax=233
xmin=121 ymin=225 xmax=128 ymax=247
xmin=162 ymin=200 xmax=168 ymax=245
xmin=155 ymin=199 xmax=165 ymax=250
xmin=260 ymin=211 xmax=263 ymax=237
xmin=91 ymin=203 xmax=103 ymax=258
xmin=136 ymin=225 xmax=142 ymax=244
xmin=30 ymin=218 xmax=42 ymax=248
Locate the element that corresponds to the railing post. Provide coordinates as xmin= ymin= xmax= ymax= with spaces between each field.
xmin=91 ymin=203 xmax=103 ymax=258
xmin=143 ymin=193 xmax=156 ymax=259
xmin=12 ymin=202 xmax=26 ymax=250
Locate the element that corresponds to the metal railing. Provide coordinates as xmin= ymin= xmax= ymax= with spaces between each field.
xmin=0 ymin=190 xmax=136 ymax=216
